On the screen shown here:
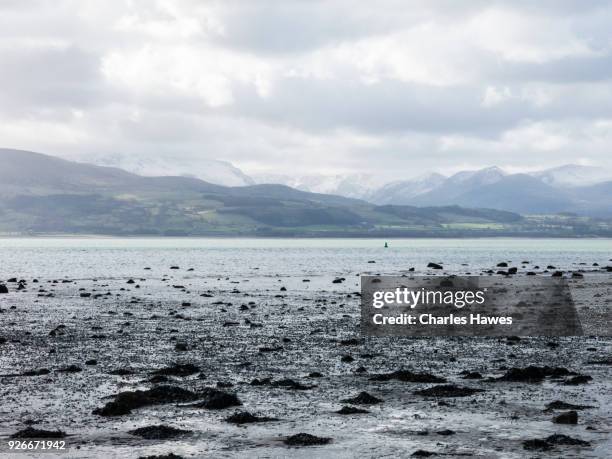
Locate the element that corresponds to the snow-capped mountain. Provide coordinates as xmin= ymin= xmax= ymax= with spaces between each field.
xmin=83 ymin=153 xmax=255 ymax=187
xmin=529 ymin=164 xmax=612 ymax=187
xmin=364 ymin=165 xmax=611 ymax=215
xmin=252 ymin=173 xmax=381 ymax=199
xmin=367 ymin=172 xmax=447 ymax=204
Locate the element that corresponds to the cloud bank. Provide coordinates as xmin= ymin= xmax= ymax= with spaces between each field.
xmin=1 ymin=0 xmax=612 ymax=180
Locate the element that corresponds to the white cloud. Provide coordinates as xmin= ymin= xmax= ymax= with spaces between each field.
xmin=0 ymin=0 xmax=612 ymax=180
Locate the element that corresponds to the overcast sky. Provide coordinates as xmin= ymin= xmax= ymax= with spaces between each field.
xmin=2 ymin=0 xmax=612 ymax=180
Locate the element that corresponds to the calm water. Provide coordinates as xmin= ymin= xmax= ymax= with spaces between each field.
xmin=0 ymin=237 xmax=609 ymax=280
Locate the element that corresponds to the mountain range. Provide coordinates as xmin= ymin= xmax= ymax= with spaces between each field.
xmin=255 ymin=165 xmax=612 ymax=216
xmin=73 ymin=149 xmax=612 ymax=216
xmin=0 ymin=148 xmax=610 ymax=236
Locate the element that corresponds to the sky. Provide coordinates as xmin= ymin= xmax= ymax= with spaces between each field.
xmin=1 ymin=0 xmax=612 ymax=181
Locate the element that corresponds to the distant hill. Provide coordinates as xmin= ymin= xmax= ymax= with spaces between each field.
xmin=365 ymin=165 xmax=612 ymax=216
xmin=0 ymin=149 xmax=609 ymax=236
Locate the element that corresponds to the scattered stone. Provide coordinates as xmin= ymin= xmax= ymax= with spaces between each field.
xmin=563 ymin=375 xmax=592 ymax=385
xmin=22 ymin=368 xmax=50 ymax=376
xmin=11 ymin=427 xmax=66 ymax=438
xmin=139 ymin=455 xmax=183 ymax=459
xmin=184 ymin=388 xmax=241 ymax=409
xmin=341 ymin=391 xmax=383 ymax=405
xmin=545 ymin=400 xmax=594 ymax=411
xmin=414 ymin=384 xmax=483 ymax=397
xmin=270 ymin=378 xmax=315 ymax=390
xmin=523 ymin=434 xmax=590 ymax=450
xmin=284 ymin=433 xmax=331 ymax=446
xmin=427 ymin=262 xmax=443 ymax=270
xmin=57 ymin=365 xmax=82 ymax=373
xmin=108 ymin=368 xmax=134 ymax=376
xmin=553 ymin=411 xmax=578 ymax=424
xmin=460 ymin=371 xmax=482 ymax=379
xmin=174 ymin=342 xmax=188 ymax=352
xmin=225 ymin=411 xmax=276 ymax=424
xmin=151 ymin=363 xmax=199 ymax=377
xmin=370 ymin=369 xmax=445 ymax=383
xmin=411 ymin=450 xmax=438 ymax=457
xmin=93 ymin=385 xmax=199 ymax=416
xmin=436 ymin=429 xmax=455 ymax=435
xmin=0 ymin=284 xmax=8 ymax=294
xmin=336 ymin=406 xmax=369 ymax=415
xmin=129 ymin=425 xmax=190 ymax=439
xmin=496 ymin=366 xmax=573 ymax=383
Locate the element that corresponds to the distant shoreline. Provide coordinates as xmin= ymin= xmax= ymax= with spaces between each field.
xmin=1 ymin=233 xmax=611 ymax=240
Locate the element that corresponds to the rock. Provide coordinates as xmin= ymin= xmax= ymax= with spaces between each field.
xmin=340 ymin=354 xmax=354 ymax=363
xmin=496 ymin=366 xmax=573 ymax=382
xmin=174 ymin=342 xmax=188 ymax=352
xmin=284 ymin=433 xmax=331 ymax=446
xmin=336 ymin=406 xmax=369 ymax=415
xmin=127 ymin=279 xmax=135 ymax=284
xmin=507 ymin=267 xmax=518 ymax=274
xmin=85 ymin=359 xmax=98 ymax=366
xmin=0 ymin=284 xmax=8 ymax=293
xmin=80 ymin=292 xmax=91 ymax=298
xmin=108 ymin=368 xmax=134 ymax=376
xmin=22 ymin=368 xmax=51 ymax=376
xmin=553 ymin=411 xmax=578 ymax=424
xmin=186 ymin=387 xmax=241 ymax=409
xmin=270 ymin=379 xmax=315 ymax=390
xmin=151 ymin=363 xmax=199 ymax=377
xmin=414 ymin=384 xmax=483 ymax=397
xmin=411 ymin=450 xmax=438 ymax=457
xmin=563 ymin=375 xmax=592 ymax=385
xmin=370 ymin=369 xmax=445 ymax=383
xmin=11 ymin=427 xmax=66 ymax=438
xmin=436 ymin=429 xmax=455 ymax=435
xmin=523 ymin=438 xmax=553 ymax=451
xmin=93 ymin=385 xmax=199 ymax=416
xmin=57 ymin=365 xmax=82 ymax=373
xmin=552 ymin=271 xmax=563 ymax=277
xmin=523 ymin=434 xmax=590 ymax=450
xmin=497 ymin=262 xmax=508 ymax=267
xmin=332 ymin=277 xmax=345 ymax=284
xmin=545 ymin=400 xmax=594 ymax=411
xmin=308 ymin=372 xmax=323 ymax=378
xmin=341 ymin=391 xmax=383 ymax=405
xmin=129 ymin=425 xmax=190 ymax=439
xmin=427 ymin=262 xmax=443 ymax=270
xmin=225 ymin=411 xmax=276 ymax=424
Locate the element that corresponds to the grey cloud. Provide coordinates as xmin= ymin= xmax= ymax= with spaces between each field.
xmin=0 ymin=0 xmax=612 ymax=180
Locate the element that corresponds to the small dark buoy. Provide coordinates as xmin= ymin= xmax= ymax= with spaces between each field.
xmin=384 ymin=242 xmax=388 ymax=248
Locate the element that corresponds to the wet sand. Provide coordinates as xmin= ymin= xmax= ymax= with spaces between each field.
xmin=0 ymin=263 xmax=610 ymax=458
